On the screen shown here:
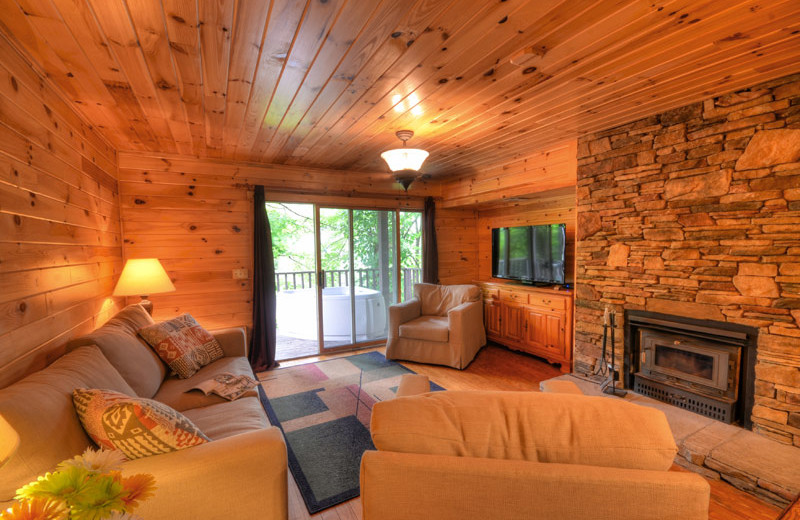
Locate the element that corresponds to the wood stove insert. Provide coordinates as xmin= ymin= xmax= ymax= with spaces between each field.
xmin=624 ymin=311 xmax=757 ymax=427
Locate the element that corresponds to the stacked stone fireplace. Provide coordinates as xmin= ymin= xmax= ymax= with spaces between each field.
xmin=574 ymin=72 xmax=800 ymax=447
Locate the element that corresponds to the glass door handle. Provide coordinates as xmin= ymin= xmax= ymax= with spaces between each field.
xmin=319 ymin=270 xmax=326 ymax=289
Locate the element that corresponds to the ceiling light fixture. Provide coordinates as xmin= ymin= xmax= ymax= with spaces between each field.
xmin=380 ymin=130 xmax=429 ymax=192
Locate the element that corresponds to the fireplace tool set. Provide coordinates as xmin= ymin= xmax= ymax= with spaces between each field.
xmin=596 ymin=306 xmax=627 ymax=397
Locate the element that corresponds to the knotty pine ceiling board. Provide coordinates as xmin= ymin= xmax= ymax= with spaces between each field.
xmin=0 ymin=0 xmax=798 ymax=179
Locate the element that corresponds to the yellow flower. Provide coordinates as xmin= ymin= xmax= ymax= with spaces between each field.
xmin=0 ymin=498 xmax=65 ymax=520
xmin=120 ymin=474 xmax=156 ymax=511
xmin=16 ymin=466 xmax=90 ymax=504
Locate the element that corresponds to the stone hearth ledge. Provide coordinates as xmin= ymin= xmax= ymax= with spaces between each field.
xmin=542 ymin=374 xmax=800 ymax=508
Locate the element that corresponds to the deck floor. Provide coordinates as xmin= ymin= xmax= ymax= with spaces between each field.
xmin=275 ymin=333 xmax=354 ymax=361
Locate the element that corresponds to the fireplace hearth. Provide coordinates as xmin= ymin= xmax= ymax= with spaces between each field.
xmin=624 ymin=311 xmax=757 ymax=427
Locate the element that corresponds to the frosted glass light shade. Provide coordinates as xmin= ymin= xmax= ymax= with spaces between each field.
xmin=113 ymin=258 xmax=176 ymax=297
xmin=0 ymin=414 xmax=18 ymax=467
xmin=380 ymin=148 xmax=429 ymax=172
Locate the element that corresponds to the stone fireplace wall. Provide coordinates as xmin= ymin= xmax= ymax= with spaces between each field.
xmin=574 ymin=73 xmax=800 ymax=446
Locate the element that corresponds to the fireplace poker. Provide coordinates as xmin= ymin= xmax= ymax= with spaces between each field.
xmin=602 ymin=310 xmax=627 ymax=397
xmin=595 ymin=306 xmax=610 ymax=378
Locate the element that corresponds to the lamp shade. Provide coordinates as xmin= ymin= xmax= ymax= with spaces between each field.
xmin=380 ymin=148 xmax=429 ymax=172
xmin=113 ymin=258 xmax=176 ymax=297
xmin=0 ymin=414 xmax=19 ymax=467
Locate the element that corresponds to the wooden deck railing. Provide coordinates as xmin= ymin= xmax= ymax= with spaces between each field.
xmin=275 ymin=268 xmax=422 ymax=300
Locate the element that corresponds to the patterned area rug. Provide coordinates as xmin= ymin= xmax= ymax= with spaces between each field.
xmin=258 ymin=351 xmax=443 ymax=514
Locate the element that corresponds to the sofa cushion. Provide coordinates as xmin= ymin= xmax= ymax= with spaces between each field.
xmin=415 ymin=283 xmax=481 ymax=317
xmin=371 ymin=391 xmax=677 ymax=472
xmin=0 ymin=346 xmax=136 ymax=501
xmin=399 ymin=316 xmax=449 ymax=343
xmin=182 ymin=397 xmax=268 ymax=440
xmin=153 ymin=357 xmax=259 ymax=412
xmin=68 ymin=303 xmax=166 ymax=398
xmin=73 ymin=388 xmax=209 ymax=460
xmin=138 ymin=314 xmax=224 ymax=379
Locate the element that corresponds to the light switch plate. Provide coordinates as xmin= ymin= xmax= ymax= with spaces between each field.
xmin=232 ymin=268 xmax=248 ymax=280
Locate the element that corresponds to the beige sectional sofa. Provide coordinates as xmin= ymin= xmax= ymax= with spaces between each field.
xmin=0 ymin=303 xmax=287 ymax=519
xmin=361 ymin=388 xmax=710 ymax=520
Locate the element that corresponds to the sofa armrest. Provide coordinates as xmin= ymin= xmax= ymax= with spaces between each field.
xmin=447 ymin=301 xmax=486 ymax=367
xmin=361 ymin=451 xmax=709 ymax=520
xmin=211 ymin=326 xmax=248 ymax=357
xmin=122 ymin=426 xmax=287 ymax=520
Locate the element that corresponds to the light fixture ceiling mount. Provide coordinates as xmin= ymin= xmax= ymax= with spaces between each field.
xmin=380 ymin=130 xmax=429 ymax=192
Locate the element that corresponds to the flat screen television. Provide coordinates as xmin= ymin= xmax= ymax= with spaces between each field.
xmin=491 ymin=224 xmax=566 ymax=285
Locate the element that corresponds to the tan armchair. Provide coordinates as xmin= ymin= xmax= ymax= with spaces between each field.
xmin=386 ymin=283 xmax=486 ymax=369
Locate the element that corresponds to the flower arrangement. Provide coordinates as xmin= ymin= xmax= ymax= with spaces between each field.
xmin=1 ymin=448 xmax=155 ymax=520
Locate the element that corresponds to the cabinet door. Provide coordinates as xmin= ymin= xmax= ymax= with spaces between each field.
xmin=484 ymin=299 xmax=502 ymax=337
xmin=524 ymin=307 xmax=548 ymax=350
xmin=525 ymin=308 xmax=567 ymax=359
xmin=501 ymin=302 xmax=525 ymax=342
xmin=544 ymin=313 xmax=567 ymax=356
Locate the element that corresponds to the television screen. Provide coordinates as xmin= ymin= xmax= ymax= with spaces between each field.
xmin=492 ymin=224 xmax=566 ymax=285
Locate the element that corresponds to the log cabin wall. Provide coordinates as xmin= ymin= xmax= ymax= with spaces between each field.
xmin=117 ymin=152 xmax=438 ymax=331
xmin=0 ymin=34 xmax=122 ymax=387
xmin=436 ymin=208 xmax=479 ymax=285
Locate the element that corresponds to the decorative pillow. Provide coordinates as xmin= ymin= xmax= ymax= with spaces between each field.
xmin=73 ymin=388 xmax=210 ymax=460
xmin=138 ymin=314 xmax=224 ymax=378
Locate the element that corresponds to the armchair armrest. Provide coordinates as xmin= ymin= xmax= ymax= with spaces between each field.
xmin=361 ymin=451 xmax=709 ymax=520
xmin=447 ymin=301 xmax=486 ymax=368
xmin=389 ymin=298 xmax=421 ymax=327
xmin=386 ymin=298 xmax=422 ymax=359
xmin=211 ymin=326 xmax=248 ymax=357
xmin=122 ymin=427 xmax=287 ymax=520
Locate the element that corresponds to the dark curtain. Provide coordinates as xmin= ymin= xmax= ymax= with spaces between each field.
xmin=422 ymin=196 xmax=439 ymax=284
xmin=249 ymin=185 xmax=278 ymax=371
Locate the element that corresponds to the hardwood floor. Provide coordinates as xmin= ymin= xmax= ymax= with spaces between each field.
xmin=260 ymin=343 xmax=782 ymax=520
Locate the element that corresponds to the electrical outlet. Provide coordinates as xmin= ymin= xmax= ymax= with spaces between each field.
xmin=232 ymin=268 xmax=248 ymax=280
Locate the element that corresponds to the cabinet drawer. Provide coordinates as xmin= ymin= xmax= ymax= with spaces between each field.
xmin=482 ymin=287 xmax=500 ymax=300
xmin=528 ymin=294 xmax=566 ymax=309
xmin=499 ymin=289 xmax=526 ymax=303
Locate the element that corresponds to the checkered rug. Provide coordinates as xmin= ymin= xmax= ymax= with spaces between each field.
xmin=258 ymin=351 xmax=443 ymax=514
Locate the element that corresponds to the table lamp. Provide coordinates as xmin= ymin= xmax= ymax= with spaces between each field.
xmin=113 ymin=258 xmax=176 ymax=314
xmin=0 ymin=414 xmax=19 ymax=468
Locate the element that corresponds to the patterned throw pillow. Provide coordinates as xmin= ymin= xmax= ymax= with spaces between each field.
xmin=138 ymin=314 xmax=224 ymax=379
xmin=73 ymin=388 xmax=209 ymax=460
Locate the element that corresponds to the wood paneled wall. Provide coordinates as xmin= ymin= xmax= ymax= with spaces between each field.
xmin=117 ymin=153 xmax=435 ymax=331
xmin=439 ymin=140 xmax=577 ymax=208
xmin=118 ymin=155 xmax=253 ymax=331
xmin=0 ymin=34 xmax=122 ymax=387
xmin=436 ymin=208 xmax=479 ymax=285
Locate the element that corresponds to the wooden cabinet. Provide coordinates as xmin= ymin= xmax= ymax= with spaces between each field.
xmin=479 ymin=281 xmax=573 ymax=372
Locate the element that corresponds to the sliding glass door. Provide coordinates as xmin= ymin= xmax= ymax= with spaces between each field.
xmin=351 ymin=209 xmax=395 ymax=344
xmin=270 ymin=202 xmax=420 ymax=360
xmin=318 ymin=208 xmax=397 ymax=351
xmin=318 ymin=207 xmax=352 ymax=349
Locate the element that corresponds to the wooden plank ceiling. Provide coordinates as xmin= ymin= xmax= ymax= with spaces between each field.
xmin=1 ymin=0 xmax=799 ymax=179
